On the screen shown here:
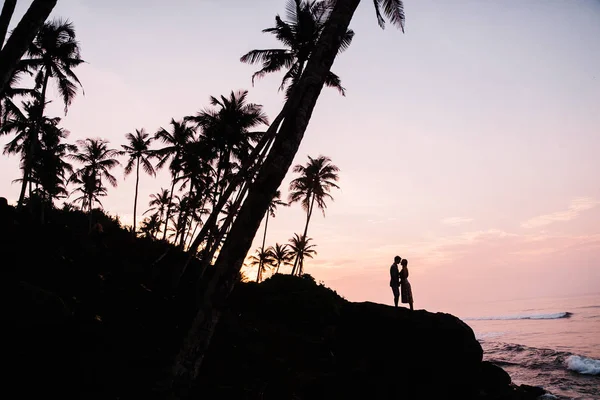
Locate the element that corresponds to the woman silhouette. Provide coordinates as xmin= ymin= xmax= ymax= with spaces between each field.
xmin=400 ymin=258 xmax=414 ymax=310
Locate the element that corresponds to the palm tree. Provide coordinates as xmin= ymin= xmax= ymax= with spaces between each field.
xmin=185 ymin=90 xmax=269 ymax=257
xmin=70 ymin=169 xmax=107 ymax=223
xmin=270 ymin=243 xmax=293 ymax=274
xmin=288 ymin=155 xmax=339 ymax=274
xmin=140 ymin=213 xmax=161 ymax=239
xmin=248 ymin=248 xmax=275 ymax=283
xmin=288 ymin=233 xmax=317 ymax=275
xmin=69 ymin=138 xmax=120 ymax=230
xmin=144 ymin=188 xmax=171 ymax=236
xmin=0 ymin=0 xmax=57 ymax=95
xmin=122 ymin=128 xmax=156 ymax=234
xmin=241 ymin=0 xmax=354 ymax=97
xmin=258 ymin=190 xmax=288 ymax=274
xmin=169 ymin=0 xmax=405 ymax=393
xmin=154 ymin=119 xmax=196 ymax=240
xmin=0 ymin=63 xmax=35 ymax=127
xmin=16 ymin=18 xmax=84 ymax=207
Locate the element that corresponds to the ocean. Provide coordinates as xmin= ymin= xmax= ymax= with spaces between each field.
xmin=460 ymin=293 xmax=600 ymax=399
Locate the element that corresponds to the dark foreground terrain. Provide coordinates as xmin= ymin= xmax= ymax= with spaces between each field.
xmin=3 ymin=205 xmax=546 ymax=399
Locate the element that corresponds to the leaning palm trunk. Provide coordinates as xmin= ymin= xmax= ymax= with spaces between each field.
xmin=0 ymin=0 xmax=17 ymax=50
xmin=166 ymin=1 xmax=361 ymax=396
xmin=0 ymin=0 xmax=57 ymax=95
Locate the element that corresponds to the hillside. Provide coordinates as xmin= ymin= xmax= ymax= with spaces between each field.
xmin=2 ymin=205 xmax=545 ymax=399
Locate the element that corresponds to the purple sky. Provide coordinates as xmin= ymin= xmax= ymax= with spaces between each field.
xmin=2 ymin=0 xmax=599 ymax=313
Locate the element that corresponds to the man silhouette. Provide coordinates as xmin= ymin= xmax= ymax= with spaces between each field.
xmin=390 ymin=256 xmax=401 ymax=307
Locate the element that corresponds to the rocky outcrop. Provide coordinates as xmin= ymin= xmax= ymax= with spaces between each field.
xmin=197 ymin=274 xmax=545 ymax=400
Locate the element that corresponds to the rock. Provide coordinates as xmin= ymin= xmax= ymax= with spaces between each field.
xmin=480 ymin=360 xmax=512 ymax=392
xmin=198 ymin=274 xmax=486 ymax=399
xmin=518 ymin=384 xmax=546 ymax=399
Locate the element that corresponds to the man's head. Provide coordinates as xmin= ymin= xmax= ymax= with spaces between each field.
xmin=394 ymin=255 xmax=401 ymax=264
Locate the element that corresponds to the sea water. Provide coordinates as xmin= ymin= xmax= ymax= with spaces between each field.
xmin=460 ymin=294 xmax=600 ymax=399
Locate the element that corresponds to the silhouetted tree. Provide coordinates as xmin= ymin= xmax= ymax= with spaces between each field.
xmin=16 ymin=18 xmax=84 ymax=207
xmin=122 ymin=128 xmax=156 ymax=234
xmin=69 ymin=138 xmax=120 ymax=230
xmin=144 ymin=188 xmax=171 ymax=237
xmin=270 ymin=243 xmax=293 ymax=274
xmin=288 ymin=155 xmax=339 ymax=274
xmin=241 ymin=0 xmax=354 ymax=97
xmin=288 ymin=233 xmax=317 ymax=275
xmin=154 ymin=119 xmax=196 ymax=240
xmin=248 ymin=247 xmax=275 ymax=282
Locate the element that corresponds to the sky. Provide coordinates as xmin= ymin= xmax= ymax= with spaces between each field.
xmin=1 ymin=0 xmax=599 ymax=314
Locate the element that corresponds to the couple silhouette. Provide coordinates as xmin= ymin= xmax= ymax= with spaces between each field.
xmin=389 ymin=256 xmax=414 ymax=310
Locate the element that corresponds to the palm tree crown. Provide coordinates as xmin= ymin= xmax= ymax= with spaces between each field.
xmin=240 ymin=0 xmax=354 ymax=97
xmin=288 ymin=155 xmax=339 ymax=215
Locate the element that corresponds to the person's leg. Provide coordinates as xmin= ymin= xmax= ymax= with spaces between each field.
xmin=392 ymin=286 xmax=399 ymax=307
xmin=409 ymin=301 xmax=413 ymax=311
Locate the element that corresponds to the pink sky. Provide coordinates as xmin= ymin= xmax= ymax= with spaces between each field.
xmin=1 ymin=0 xmax=599 ymax=314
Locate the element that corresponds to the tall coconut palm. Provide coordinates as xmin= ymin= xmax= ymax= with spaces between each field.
xmin=185 ymin=90 xmax=269 ymax=257
xmin=0 ymin=0 xmax=57 ymax=95
xmin=154 ymin=119 xmax=196 ymax=240
xmin=70 ymin=169 xmax=106 ymax=220
xmin=144 ymin=188 xmax=171 ymax=235
xmin=16 ymin=18 xmax=84 ymax=207
xmin=241 ymin=0 xmax=354 ymax=97
xmin=288 ymin=233 xmax=317 ymax=275
xmin=288 ymin=155 xmax=339 ymax=274
xmin=270 ymin=243 xmax=293 ymax=274
xmin=140 ymin=213 xmax=161 ymax=239
xmin=122 ymin=128 xmax=156 ymax=234
xmin=69 ymin=138 xmax=120 ymax=230
xmin=169 ymin=0 xmax=405 ymax=393
xmin=258 ymin=190 xmax=288 ymax=274
xmin=248 ymin=248 xmax=275 ymax=283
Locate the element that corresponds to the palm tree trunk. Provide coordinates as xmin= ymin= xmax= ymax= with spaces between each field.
xmin=88 ymin=196 xmax=93 ymax=233
xmin=132 ymin=158 xmax=140 ymax=235
xmin=292 ymin=194 xmax=315 ymax=275
xmin=166 ymin=1 xmax=361 ymax=395
xmin=0 ymin=0 xmax=17 ymax=51
xmin=0 ymin=0 xmax=57 ymax=95
xmin=162 ymin=177 xmax=177 ymax=240
xmin=257 ymin=212 xmax=270 ymax=282
xmin=276 ymin=261 xmax=281 ymax=274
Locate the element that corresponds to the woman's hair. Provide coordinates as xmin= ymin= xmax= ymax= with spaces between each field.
xmin=401 ymin=259 xmax=408 ymax=267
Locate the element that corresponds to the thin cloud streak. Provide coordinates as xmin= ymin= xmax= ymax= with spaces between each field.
xmin=521 ymin=197 xmax=599 ymax=229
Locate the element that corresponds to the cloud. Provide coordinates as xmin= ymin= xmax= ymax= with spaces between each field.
xmin=521 ymin=197 xmax=600 ymax=229
xmin=441 ymin=216 xmax=473 ymax=226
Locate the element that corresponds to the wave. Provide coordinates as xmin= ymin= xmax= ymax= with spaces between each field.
xmin=566 ymin=355 xmax=600 ymax=376
xmin=465 ymin=312 xmax=572 ymax=321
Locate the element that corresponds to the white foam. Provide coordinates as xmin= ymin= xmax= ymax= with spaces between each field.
xmin=539 ymin=394 xmax=558 ymax=400
xmin=464 ymin=312 xmax=571 ymax=321
xmin=565 ymin=355 xmax=600 ymax=375
xmin=475 ymin=331 xmax=505 ymax=340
